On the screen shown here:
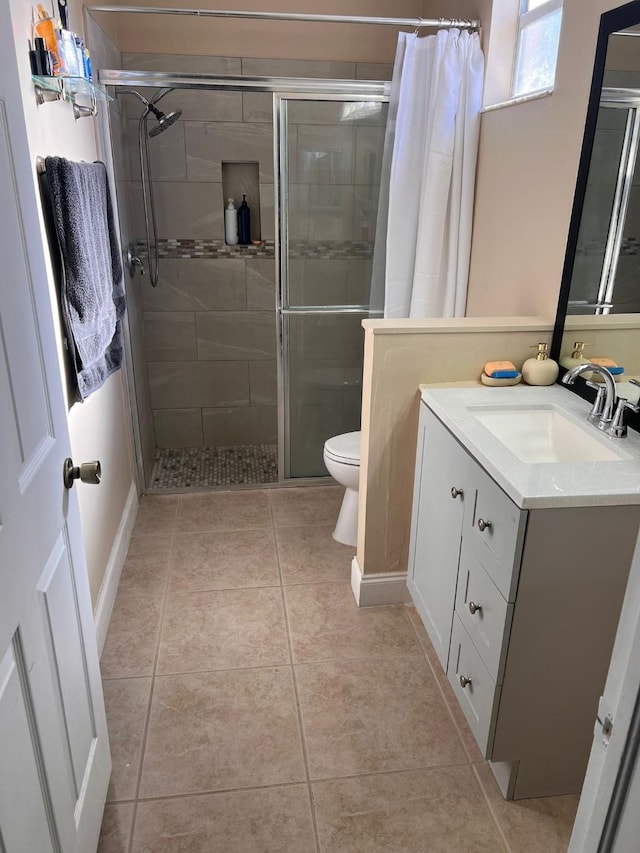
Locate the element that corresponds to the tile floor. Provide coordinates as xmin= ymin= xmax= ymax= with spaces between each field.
xmin=98 ymin=486 xmax=579 ymax=853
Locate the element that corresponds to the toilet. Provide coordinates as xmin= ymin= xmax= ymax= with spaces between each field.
xmin=323 ymin=431 xmax=361 ymax=546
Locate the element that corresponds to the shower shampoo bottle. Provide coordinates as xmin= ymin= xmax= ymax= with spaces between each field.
xmin=238 ymin=195 xmax=251 ymax=244
xmin=225 ymin=198 xmax=238 ymax=245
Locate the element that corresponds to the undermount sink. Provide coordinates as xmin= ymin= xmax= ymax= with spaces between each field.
xmin=472 ymin=406 xmax=623 ymax=464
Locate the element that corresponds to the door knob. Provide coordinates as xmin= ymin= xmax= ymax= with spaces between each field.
xmin=477 ymin=518 xmax=492 ymax=532
xmin=450 ymin=487 xmax=463 ymax=499
xmin=468 ymin=601 xmax=482 ymax=615
xmin=63 ymin=458 xmax=102 ymax=489
xmin=459 ymin=675 xmax=472 ymax=688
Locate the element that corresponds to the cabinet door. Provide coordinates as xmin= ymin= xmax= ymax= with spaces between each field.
xmin=408 ymin=407 xmax=471 ymax=670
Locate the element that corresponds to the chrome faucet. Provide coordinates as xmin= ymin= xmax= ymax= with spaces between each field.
xmin=562 ymin=363 xmax=618 ymax=433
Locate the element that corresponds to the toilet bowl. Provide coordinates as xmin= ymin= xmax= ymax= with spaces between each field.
xmin=323 ymin=431 xmax=360 ymax=546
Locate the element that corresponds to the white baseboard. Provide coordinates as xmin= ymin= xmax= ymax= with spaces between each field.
xmin=94 ymin=482 xmax=139 ymax=656
xmin=350 ymin=556 xmax=409 ymax=606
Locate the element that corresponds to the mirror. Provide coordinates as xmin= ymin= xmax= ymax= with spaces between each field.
xmin=551 ymin=2 xmax=640 ymax=429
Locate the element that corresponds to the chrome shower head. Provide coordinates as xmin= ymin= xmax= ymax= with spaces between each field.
xmin=146 ymin=102 xmax=183 ymax=137
xmin=121 ymin=89 xmax=183 ymax=136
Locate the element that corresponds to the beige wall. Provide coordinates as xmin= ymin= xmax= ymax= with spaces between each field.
xmin=466 ymin=0 xmax=626 ymax=320
xmin=89 ymin=0 xmax=425 ymax=64
xmin=11 ymin=0 xmax=136 ymax=606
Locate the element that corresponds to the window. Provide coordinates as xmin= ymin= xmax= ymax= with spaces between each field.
xmin=512 ymin=0 xmax=563 ymax=97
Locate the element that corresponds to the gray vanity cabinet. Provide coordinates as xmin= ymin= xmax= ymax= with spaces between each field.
xmin=407 ymin=407 xmax=472 ymax=670
xmin=408 ymin=400 xmax=640 ymax=800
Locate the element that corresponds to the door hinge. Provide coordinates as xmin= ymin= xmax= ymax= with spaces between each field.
xmin=596 ymin=696 xmax=614 ymax=747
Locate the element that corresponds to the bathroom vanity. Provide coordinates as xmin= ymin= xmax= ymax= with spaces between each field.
xmin=408 ymin=385 xmax=640 ymax=800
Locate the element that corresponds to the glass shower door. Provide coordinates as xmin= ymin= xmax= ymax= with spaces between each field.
xmin=277 ymin=93 xmax=388 ymax=478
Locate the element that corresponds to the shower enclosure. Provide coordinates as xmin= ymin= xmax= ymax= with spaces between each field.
xmin=570 ymin=87 xmax=640 ymax=315
xmin=104 ymin=67 xmax=388 ymax=489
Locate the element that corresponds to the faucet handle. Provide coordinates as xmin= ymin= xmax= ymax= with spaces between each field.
xmin=609 ymin=397 xmax=640 ymax=438
xmin=585 ymin=380 xmax=608 ymax=423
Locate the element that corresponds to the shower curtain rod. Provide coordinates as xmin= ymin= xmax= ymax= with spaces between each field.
xmin=85 ymin=6 xmax=480 ymax=30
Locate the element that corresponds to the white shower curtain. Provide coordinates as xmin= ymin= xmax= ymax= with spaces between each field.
xmin=371 ymin=29 xmax=484 ymax=319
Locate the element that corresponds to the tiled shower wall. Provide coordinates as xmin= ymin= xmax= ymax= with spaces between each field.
xmin=572 ymin=69 xmax=640 ymax=315
xmin=114 ymin=53 xmax=391 ymax=451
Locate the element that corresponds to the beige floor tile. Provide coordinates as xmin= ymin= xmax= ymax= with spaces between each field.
xmin=285 ymin=583 xmax=419 ymax=663
xmin=133 ymin=495 xmax=179 ymax=536
xmin=131 ymin=786 xmax=316 ymax=853
xmin=104 ymin=678 xmax=152 ymax=801
xmin=98 ymin=803 xmax=134 ymax=853
xmin=117 ymin=535 xmax=172 ymax=599
xmin=296 ymin=656 xmax=467 ymax=780
xmin=406 ymin=605 xmax=484 ymax=762
xmin=277 ymin=525 xmax=354 ymax=584
xmin=270 ymin=486 xmax=343 ymax=528
xmin=157 ymin=587 xmax=290 ymax=673
xmin=313 ymin=767 xmax=506 ymax=853
xmin=139 ymin=668 xmax=306 ymax=797
xmin=473 ymin=763 xmax=579 ymax=853
xmin=100 ymin=595 xmax=163 ymax=679
xmin=177 ymin=490 xmax=272 ymax=533
xmin=168 ymin=528 xmax=279 ymax=592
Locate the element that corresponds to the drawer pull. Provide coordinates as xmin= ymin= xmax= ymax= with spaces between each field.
xmin=450 ymin=486 xmax=464 ymax=499
xmin=468 ymin=601 xmax=482 ymax=615
xmin=477 ymin=518 xmax=492 ymax=532
xmin=459 ymin=675 xmax=472 ymax=688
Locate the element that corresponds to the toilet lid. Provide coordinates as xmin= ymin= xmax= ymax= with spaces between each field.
xmin=324 ymin=431 xmax=361 ymax=464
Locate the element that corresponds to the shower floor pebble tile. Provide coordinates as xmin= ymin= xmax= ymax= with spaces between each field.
xmin=99 ymin=487 xmax=579 ymax=853
xmin=150 ymin=444 xmax=278 ymax=489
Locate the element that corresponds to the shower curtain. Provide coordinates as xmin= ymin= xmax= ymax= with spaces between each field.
xmin=370 ymin=29 xmax=484 ymax=318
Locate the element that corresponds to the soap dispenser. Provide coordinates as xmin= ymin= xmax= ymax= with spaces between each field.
xmin=522 ymin=342 xmax=559 ymax=386
xmin=560 ymin=341 xmax=592 ymax=380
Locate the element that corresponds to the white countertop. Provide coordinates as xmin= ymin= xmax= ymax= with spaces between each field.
xmin=421 ymin=385 xmax=640 ymax=509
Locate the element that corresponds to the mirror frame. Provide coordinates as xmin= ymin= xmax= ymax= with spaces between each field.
xmin=551 ymin=0 xmax=640 ymax=434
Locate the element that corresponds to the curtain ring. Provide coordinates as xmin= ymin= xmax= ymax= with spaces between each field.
xmin=414 ymin=17 xmax=423 ymax=35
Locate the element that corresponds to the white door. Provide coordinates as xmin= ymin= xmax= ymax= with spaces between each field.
xmin=0 ymin=68 xmax=110 ymax=853
xmin=569 ymin=529 xmax=640 ymax=852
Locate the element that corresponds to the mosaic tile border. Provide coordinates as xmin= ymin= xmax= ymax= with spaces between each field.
xmin=136 ymin=238 xmax=374 ymax=261
xmin=577 ymin=236 xmax=640 ymax=256
xmin=150 ymin=444 xmax=278 ymax=489
xmin=137 ymin=239 xmax=275 ymax=259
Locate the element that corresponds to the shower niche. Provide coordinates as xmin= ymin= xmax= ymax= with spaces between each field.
xmin=222 ymin=162 xmax=262 ymax=242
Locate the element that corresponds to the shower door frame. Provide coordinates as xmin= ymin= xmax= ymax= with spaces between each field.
xmin=99 ymin=69 xmax=388 ymax=487
xmin=274 ymin=91 xmax=388 ymax=481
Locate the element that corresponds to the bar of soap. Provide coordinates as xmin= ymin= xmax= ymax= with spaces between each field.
xmin=481 ymin=372 xmax=522 ymax=387
xmin=590 ymin=357 xmax=618 ymax=368
xmin=484 ymin=360 xmax=518 ymax=378
xmin=590 ymin=357 xmax=624 ymax=376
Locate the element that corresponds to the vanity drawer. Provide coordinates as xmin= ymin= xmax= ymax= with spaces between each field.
xmin=467 ymin=464 xmax=527 ymax=601
xmin=455 ymin=540 xmax=513 ymax=684
xmin=448 ymin=615 xmax=501 ymax=759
